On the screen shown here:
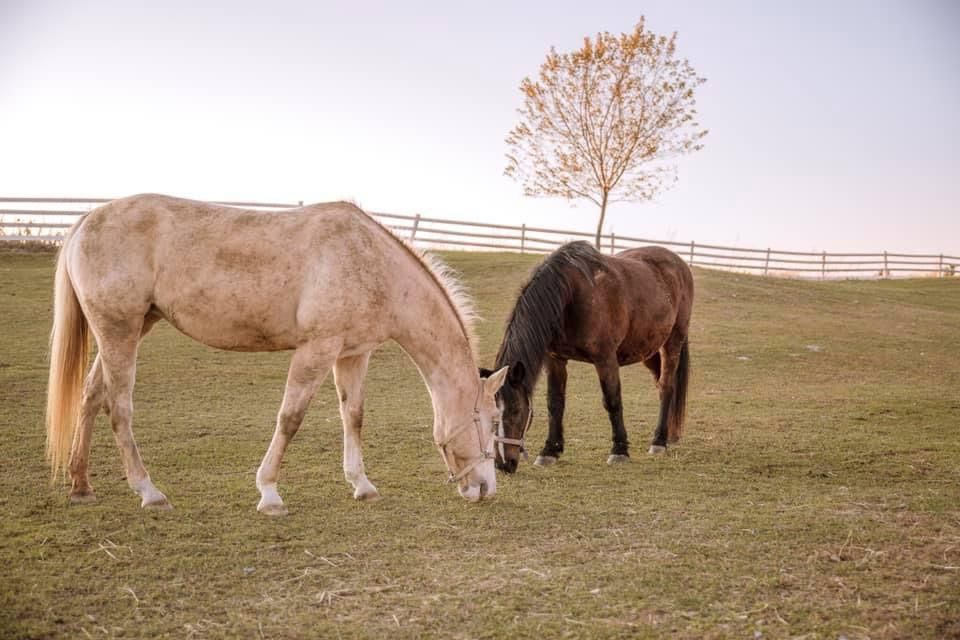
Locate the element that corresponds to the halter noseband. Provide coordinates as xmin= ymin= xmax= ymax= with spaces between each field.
xmin=434 ymin=388 xmax=494 ymax=484
xmin=493 ymin=405 xmax=534 ymax=462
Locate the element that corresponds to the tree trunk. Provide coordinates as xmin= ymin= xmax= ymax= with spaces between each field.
xmin=594 ymin=193 xmax=609 ymax=250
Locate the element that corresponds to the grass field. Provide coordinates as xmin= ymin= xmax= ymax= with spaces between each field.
xmin=1 ymin=247 xmax=958 ymax=639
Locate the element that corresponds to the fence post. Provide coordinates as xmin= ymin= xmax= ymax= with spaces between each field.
xmin=764 ymin=248 xmax=770 ymax=276
xmin=520 ymin=224 xmax=526 ymax=254
xmin=940 ymin=253 xmax=944 ymax=277
xmin=883 ymin=251 xmax=889 ymax=278
xmin=610 ymin=232 xmax=616 ymax=255
xmin=298 ymin=200 xmax=303 ymax=207
xmin=410 ymin=214 xmax=421 ymax=242
xmin=689 ymin=241 xmax=695 ymax=266
xmin=821 ymin=251 xmax=826 ymax=280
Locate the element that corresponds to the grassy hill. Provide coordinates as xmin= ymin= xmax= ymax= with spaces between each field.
xmin=1 ymin=248 xmax=957 ymax=639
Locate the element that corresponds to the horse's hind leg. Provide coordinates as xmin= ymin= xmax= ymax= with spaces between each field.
xmin=70 ymin=313 xmax=162 ymax=505
xmin=648 ymin=395 xmax=671 ymax=454
xmin=256 ymin=339 xmax=340 ymax=516
xmin=68 ymin=354 xmax=105 ymax=503
xmin=595 ymin=356 xmax=630 ymax=464
xmin=649 ymin=331 xmax=689 ymax=454
xmin=642 ymin=352 xmax=661 ymax=384
xmin=535 ymin=355 xmax=567 ymax=466
xmin=97 ymin=321 xmax=170 ymax=509
xmin=333 ymin=352 xmax=379 ymax=501
xmin=644 ymin=351 xmax=669 ymax=454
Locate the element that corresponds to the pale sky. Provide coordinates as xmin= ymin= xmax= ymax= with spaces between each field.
xmin=2 ymin=0 xmax=957 ymax=254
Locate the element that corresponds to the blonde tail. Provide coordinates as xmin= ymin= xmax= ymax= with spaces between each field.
xmin=45 ymin=235 xmax=89 ymax=481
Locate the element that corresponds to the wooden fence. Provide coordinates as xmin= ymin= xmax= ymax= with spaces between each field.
xmin=1 ymin=197 xmax=956 ymax=279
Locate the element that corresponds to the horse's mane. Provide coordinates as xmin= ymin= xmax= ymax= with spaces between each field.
xmin=495 ymin=241 xmax=606 ymax=392
xmin=417 ymin=250 xmax=479 ymax=360
xmin=351 ymin=206 xmax=479 ymax=360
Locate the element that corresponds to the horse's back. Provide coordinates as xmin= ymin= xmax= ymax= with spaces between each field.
xmin=589 ymin=246 xmax=693 ymax=362
xmin=615 ymin=246 xmax=692 ymax=282
xmin=75 ymin=194 xmax=365 ymax=250
xmin=69 ymin=194 xmax=373 ymax=296
xmin=613 ymin=246 xmax=693 ymax=304
xmin=66 ymin=194 xmax=399 ymax=351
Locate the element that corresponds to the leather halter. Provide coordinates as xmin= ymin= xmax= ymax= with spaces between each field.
xmin=434 ymin=388 xmax=494 ymax=484
xmin=493 ymin=405 xmax=534 ymax=461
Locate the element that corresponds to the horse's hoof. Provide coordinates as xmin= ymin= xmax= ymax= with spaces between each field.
xmin=648 ymin=445 xmax=667 ymax=455
xmin=69 ymin=491 xmax=97 ymax=504
xmin=534 ymin=455 xmax=558 ymax=467
xmin=257 ymin=501 xmax=288 ymax=517
xmin=607 ymin=454 xmax=631 ymax=465
xmin=142 ymin=497 xmax=173 ymax=510
xmin=353 ymin=488 xmax=382 ymax=502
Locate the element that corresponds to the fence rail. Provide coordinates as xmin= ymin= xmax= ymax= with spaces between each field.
xmin=1 ymin=197 xmax=957 ymax=279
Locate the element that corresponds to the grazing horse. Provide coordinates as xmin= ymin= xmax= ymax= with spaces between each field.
xmin=46 ymin=194 xmax=507 ymax=512
xmin=484 ymin=241 xmax=693 ymax=473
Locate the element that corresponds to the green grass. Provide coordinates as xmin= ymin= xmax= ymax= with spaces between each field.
xmin=1 ymin=249 xmax=958 ymax=639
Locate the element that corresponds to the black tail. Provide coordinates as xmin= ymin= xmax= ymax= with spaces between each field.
xmin=667 ymin=339 xmax=690 ymax=443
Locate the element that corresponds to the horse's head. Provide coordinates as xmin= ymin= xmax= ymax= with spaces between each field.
xmin=436 ymin=367 xmax=509 ymax=501
xmin=480 ymin=362 xmax=531 ymax=474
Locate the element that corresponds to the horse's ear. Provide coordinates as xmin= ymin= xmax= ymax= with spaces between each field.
xmin=508 ymin=361 xmax=525 ymax=386
xmin=483 ymin=366 xmax=509 ymax=395
xmin=478 ymin=367 xmax=494 ymax=378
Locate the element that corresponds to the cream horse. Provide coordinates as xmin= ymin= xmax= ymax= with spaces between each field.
xmin=46 ymin=194 xmax=506 ymax=513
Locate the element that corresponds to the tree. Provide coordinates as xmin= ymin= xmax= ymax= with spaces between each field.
xmin=505 ymin=18 xmax=708 ymax=248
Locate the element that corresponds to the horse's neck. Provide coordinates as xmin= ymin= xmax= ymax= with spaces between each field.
xmin=402 ymin=334 xmax=478 ymax=435
xmin=496 ymin=326 xmax=547 ymax=396
xmin=495 ymin=269 xmax=569 ymax=395
xmin=393 ymin=281 xmax=478 ymax=431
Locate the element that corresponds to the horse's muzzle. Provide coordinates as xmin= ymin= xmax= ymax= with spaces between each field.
xmin=458 ymin=482 xmax=495 ymax=502
xmin=457 ymin=461 xmax=496 ymax=502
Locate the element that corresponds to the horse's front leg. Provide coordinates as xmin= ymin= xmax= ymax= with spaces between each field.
xmin=333 ymin=352 xmax=380 ymax=501
xmin=256 ymin=339 xmax=339 ymax=516
xmin=535 ymin=355 xmax=567 ymax=466
xmin=595 ymin=357 xmax=630 ymax=464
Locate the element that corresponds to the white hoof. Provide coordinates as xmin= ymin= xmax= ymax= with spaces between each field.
xmin=648 ymin=445 xmax=667 ymax=455
xmin=257 ymin=484 xmax=286 ymax=515
xmin=142 ymin=496 xmax=173 ymax=510
xmin=534 ymin=455 xmax=558 ymax=467
xmin=257 ymin=501 xmax=288 ymax=517
xmin=134 ymin=478 xmax=170 ymax=509
xmin=606 ymin=454 xmax=630 ymax=465
xmin=353 ymin=482 xmax=381 ymax=502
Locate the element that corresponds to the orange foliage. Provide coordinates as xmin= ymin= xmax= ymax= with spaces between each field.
xmin=505 ymin=17 xmax=708 ymax=247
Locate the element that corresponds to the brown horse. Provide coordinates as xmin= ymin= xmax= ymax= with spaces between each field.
xmin=46 ymin=194 xmax=506 ymax=512
xmin=483 ymin=241 xmax=693 ymax=473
